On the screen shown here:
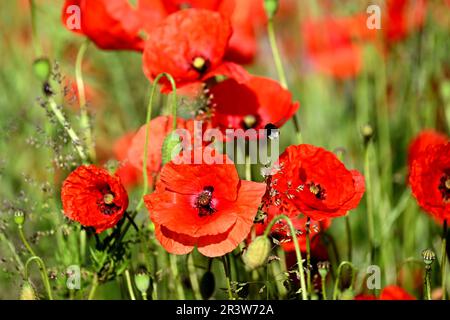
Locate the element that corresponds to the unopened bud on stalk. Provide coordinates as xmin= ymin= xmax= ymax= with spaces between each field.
xmin=14 ymin=210 xmax=25 ymax=227
xmin=242 ymin=236 xmax=271 ymax=270
xmin=317 ymin=261 xmax=330 ymax=279
xmin=264 ymin=0 xmax=279 ymax=19
xmin=200 ymin=271 xmax=215 ymax=300
xmin=33 ymin=57 xmax=51 ymax=82
xmin=340 ymin=288 xmax=355 ymax=300
xmin=20 ymin=281 xmax=37 ymax=300
xmin=422 ymin=248 xmax=436 ymax=267
xmin=134 ymin=268 xmax=150 ymax=294
xmin=361 ymin=124 xmax=374 ymax=145
xmin=161 ymin=131 xmax=181 ymax=165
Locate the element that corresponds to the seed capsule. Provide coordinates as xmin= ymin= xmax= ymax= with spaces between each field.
xmin=421 ymin=248 xmax=436 ymax=265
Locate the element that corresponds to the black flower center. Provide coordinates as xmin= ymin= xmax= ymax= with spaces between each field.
xmin=307 ymin=182 xmax=326 ymax=200
xmin=195 ymin=186 xmax=216 ymax=217
xmin=192 ymin=56 xmax=210 ymax=75
xmin=97 ymin=185 xmax=120 ymax=215
xmin=438 ymin=171 xmax=450 ymax=203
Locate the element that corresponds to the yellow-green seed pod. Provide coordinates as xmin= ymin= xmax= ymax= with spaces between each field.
xmin=339 ymin=288 xmax=355 ymax=300
xmin=242 ymin=236 xmax=271 ymax=270
xmin=134 ymin=271 xmax=150 ymax=294
xmin=20 ymin=282 xmax=37 ymax=300
xmin=264 ymin=0 xmax=279 ymax=19
xmin=33 ymin=58 xmax=51 ymax=82
xmin=161 ymin=131 xmax=181 ymax=165
xmin=200 ymin=271 xmax=215 ymax=300
xmin=14 ymin=210 xmax=25 ymax=226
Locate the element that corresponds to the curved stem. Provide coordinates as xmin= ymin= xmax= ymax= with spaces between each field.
xmin=332 ymin=261 xmax=356 ymax=300
xmin=136 ymin=73 xmax=177 ymax=212
xmin=441 ymin=219 xmax=448 ymax=300
xmin=24 ymin=256 xmax=53 ymax=300
xmin=264 ymin=215 xmax=308 ymax=300
xmin=18 ymin=226 xmax=37 ymax=257
xmin=88 ymin=273 xmax=98 ymax=300
xmin=124 ymin=269 xmax=136 ymax=300
xmin=75 ymin=39 xmax=95 ymax=162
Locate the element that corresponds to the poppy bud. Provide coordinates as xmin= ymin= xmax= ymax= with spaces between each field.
xmin=242 ymin=236 xmax=271 ymax=270
xmin=361 ymin=124 xmax=374 ymax=145
xmin=339 ymin=288 xmax=355 ymax=300
xmin=14 ymin=210 xmax=25 ymax=227
xmin=20 ymin=281 xmax=37 ymax=300
xmin=317 ymin=261 xmax=330 ymax=279
xmin=421 ymin=248 xmax=436 ymax=266
xmin=264 ymin=0 xmax=279 ymax=19
xmin=33 ymin=57 xmax=51 ymax=82
xmin=161 ymin=131 xmax=181 ymax=165
xmin=134 ymin=270 xmax=150 ymax=294
xmin=200 ymin=271 xmax=215 ymax=300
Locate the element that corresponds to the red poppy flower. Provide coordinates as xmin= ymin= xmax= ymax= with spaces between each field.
xmin=407 ymin=130 xmax=448 ymax=168
xmin=142 ymin=8 xmax=249 ymax=91
xmin=385 ymin=0 xmax=427 ymax=43
xmin=409 ymin=142 xmax=450 ymax=222
xmin=270 ymin=144 xmax=365 ymax=221
xmin=62 ymin=0 xmax=144 ymax=51
xmin=354 ymin=294 xmax=377 ymax=300
xmin=379 ymin=285 xmax=416 ymax=300
xmin=302 ymin=17 xmax=363 ymax=79
xmin=113 ymin=133 xmax=142 ymax=189
xmin=61 ymin=165 xmax=129 ymax=233
xmin=144 ymin=153 xmax=266 ymax=257
xmin=209 ymin=76 xmax=299 ymax=138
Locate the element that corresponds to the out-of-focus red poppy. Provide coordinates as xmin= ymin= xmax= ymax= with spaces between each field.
xmin=409 ymin=142 xmax=450 ymax=222
xmin=407 ymin=130 xmax=448 ymax=167
xmin=142 ymin=9 xmax=249 ymax=91
xmin=271 ymin=144 xmax=365 ymax=221
xmin=61 ymin=0 xmax=145 ymax=51
xmin=379 ymin=285 xmax=416 ymax=300
xmin=385 ymin=0 xmax=427 ymax=43
xmin=63 ymin=76 xmax=101 ymax=109
xmin=144 ymin=152 xmax=266 ymax=257
xmin=302 ymin=17 xmax=363 ymax=79
xmin=209 ymin=76 xmax=299 ymax=139
xmin=113 ymin=133 xmax=142 ymax=189
xmin=354 ymin=294 xmax=377 ymax=300
xmin=61 ymin=165 xmax=129 ymax=233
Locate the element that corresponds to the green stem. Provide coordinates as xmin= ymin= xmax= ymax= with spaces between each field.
xmin=28 ymin=0 xmax=42 ymax=57
xmin=222 ymin=256 xmax=233 ymax=300
xmin=24 ymin=256 xmax=53 ymax=300
xmin=305 ymin=218 xmax=312 ymax=296
xmin=187 ymin=253 xmax=202 ymax=300
xmin=18 ymin=226 xmax=37 ymax=257
xmin=332 ymin=261 xmax=355 ymax=300
xmin=266 ymin=18 xmax=302 ymax=144
xmin=75 ymin=40 xmax=95 ymax=162
xmin=124 ymin=269 xmax=136 ymax=300
xmin=364 ymin=142 xmax=375 ymax=263
xmin=136 ymin=73 xmax=177 ymax=212
xmin=245 ymin=154 xmax=251 ymax=181
xmin=169 ymin=254 xmax=185 ymax=300
xmin=345 ymin=216 xmax=352 ymax=261
xmin=264 ymin=215 xmax=308 ymax=300
xmin=425 ymin=267 xmax=432 ymax=300
xmin=88 ymin=273 xmax=98 ymax=300
xmin=321 ymin=277 xmax=327 ymax=300
xmin=47 ymin=98 xmax=88 ymax=163
xmin=441 ymin=219 xmax=448 ymax=300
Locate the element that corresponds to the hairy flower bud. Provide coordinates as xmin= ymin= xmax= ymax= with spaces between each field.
xmin=134 ymin=270 xmax=150 ymax=294
xmin=200 ymin=271 xmax=215 ymax=300
xmin=242 ymin=236 xmax=271 ymax=270
xmin=20 ymin=281 xmax=37 ymax=300
xmin=33 ymin=58 xmax=51 ymax=82
xmin=161 ymin=131 xmax=181 ymax=165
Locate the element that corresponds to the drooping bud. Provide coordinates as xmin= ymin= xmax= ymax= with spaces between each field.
xmin=264 ymin=0 xmax=279 ymax=20
xmin=20 ymin=281 xmax=37 ymax=300
xmin=33 ymin=57 xmax=51 ymax=82
xmin=161 ymin=131 xmax=181 ymax=165
xmin=14 ymin=210 xmax=25 ymax=227
xmin=242 ymin=236 xmax=271 ymax=270
xmin=200 ymin=271 xmax=215 ymax=300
